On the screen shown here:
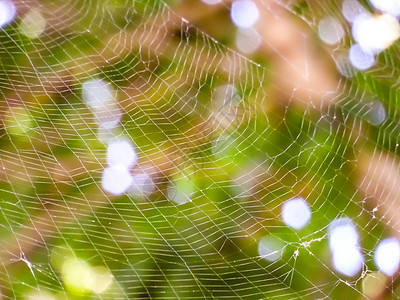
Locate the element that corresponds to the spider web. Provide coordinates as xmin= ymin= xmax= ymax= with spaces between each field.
xmin=0 ymin=0 xmax=398 ymax=299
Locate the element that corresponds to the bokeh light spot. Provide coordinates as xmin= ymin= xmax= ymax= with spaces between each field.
xmin=332 ymin=246 xmax=364 ymax=277
xmin=258 ymin=235 xmax=285 ymax=262
xmin=102 ymin=166 xmax=133 ymax=195
xmin=375 ymin=238 xmax=400 ymax=276
xmin=362 ymin=272 xmax=388 ymax=298
xmin=342 ymin=0 xmax=367 ymax=23
xmin=366 ymin=101 xmax=386 ymax=126
xmin=129 ymin=172 xmax=155 ymax=197
xmin=318 ymin=16 xmax=345 ymax=45
xmin=352 ymin=13 xmax=400 ymax=54
xmin=369 ymin=0 xmax=400 ymax=17
xmin=329 ymin=218 xmax=359 ymax=251
xmin=329 ymin=218 xmax=364 ymax=276
xmin=61 ymin=258 xmax=113 ymax=295
xmin=19 ymin=8 xmax=46 ymax=39
xmin=0 ymin=0 xmax=16 ymax=28
xmin=82 ymin=78 xmax=115 ymax=111
xmin=231 ymin=0 xmax=259 ymax=29
xmin=282 ymin=198 xmax=311 ymax=230
xmin=349 ymin=43 xmax=375 ymax=70
xmin=107 ymin=139 xmax=137 ymax=168
xmin=236 ymin=27 xmax=261 ymax=54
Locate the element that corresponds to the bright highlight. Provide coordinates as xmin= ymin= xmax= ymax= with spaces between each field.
xmin=281 ymin=198 xmax=311 ymax=230
xmin=352 ymin=13 xmax=400 ymax=54
xmin=349 ymin=43 xmax=375 ymax=70
xmin=329 ymin=218 xmax=364 ymax=276
xmin=0 ymin=0 xmax=16 ymax=28
xmin=374 ymin=238 xmax=400 ymax=276
xmin=102 ymin=166 xmax=133 ymax=195
xmin=107 ymin=139 xmax=137 ymax=168
xmin=231 ymin=0 xmax=259 ymax=29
